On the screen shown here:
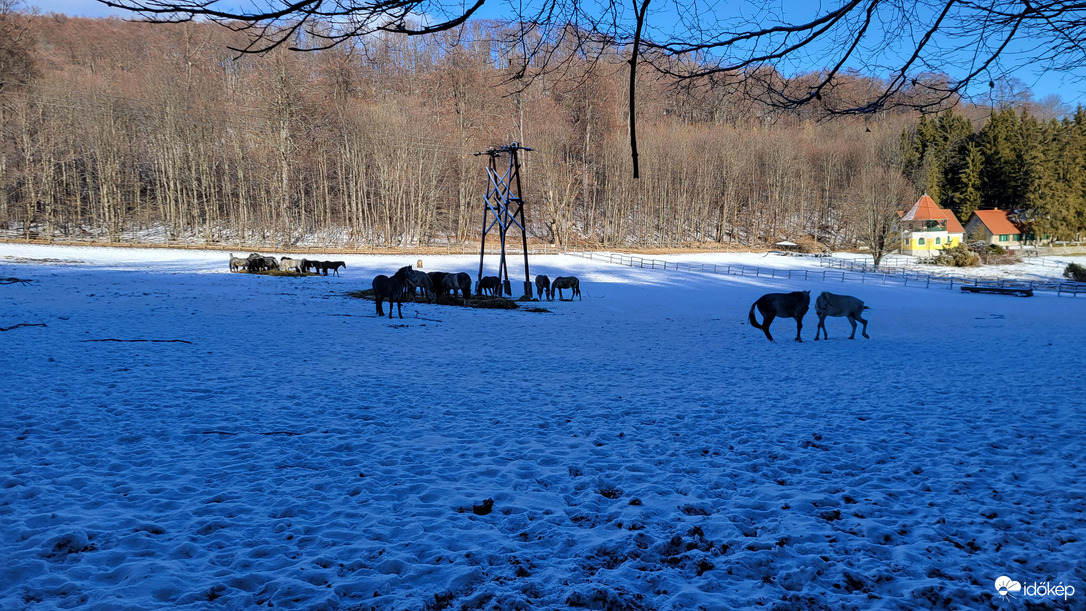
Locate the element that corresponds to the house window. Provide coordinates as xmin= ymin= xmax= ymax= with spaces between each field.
xmin=999 ymin=235 xmax=1009 ymax=242
xmin=918 ymin=238 xmax=926 ymax=245
xmin=935 ymin=237 xmax=941 ymax=245
xmin=1013 ymin=234 xmax=1020 ymax=241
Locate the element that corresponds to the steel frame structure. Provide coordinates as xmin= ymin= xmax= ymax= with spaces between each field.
xmin=475 ymin=142 xmax=532 ymax=298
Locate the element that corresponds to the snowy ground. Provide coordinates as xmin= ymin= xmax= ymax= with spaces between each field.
xmin=1 ymin=244 xmax=1084 ymax=611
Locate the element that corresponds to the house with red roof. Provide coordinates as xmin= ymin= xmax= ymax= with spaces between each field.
xmin=899 ymin=194 xmax=965 ymax=257
xmin=964 ymin=209 xmax=1023 ymax=248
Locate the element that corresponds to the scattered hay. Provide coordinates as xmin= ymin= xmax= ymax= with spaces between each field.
xmin=346 ymin=290 xmax=520 ymax=310
xmin=464 ymin=295 xmax=519 ymax=310
xmin=236 ymin=270 xmax=315 ymax=277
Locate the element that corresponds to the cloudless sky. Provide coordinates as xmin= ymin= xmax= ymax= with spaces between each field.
xmin=22 ymin=0 xmax=1086 ymax=109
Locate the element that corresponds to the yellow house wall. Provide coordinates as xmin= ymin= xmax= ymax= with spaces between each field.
xmin=901 ymin=232 xmax=961 ymax=254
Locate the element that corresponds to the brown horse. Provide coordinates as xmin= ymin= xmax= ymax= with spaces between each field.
xmin=747 ymin=290 xmax=810 ymax=342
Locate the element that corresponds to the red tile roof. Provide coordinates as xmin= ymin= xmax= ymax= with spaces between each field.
xmin=901 ymin=194 xmax=943 ymax=221
xmin=901 ymin=195 xmax=965 ymax=234
xmin=970 ymin=209 xmax=1021 ymax=235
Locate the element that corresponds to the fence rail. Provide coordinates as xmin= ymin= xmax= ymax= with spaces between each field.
xmin=563 ymin=250 xmax=1086 ymax=296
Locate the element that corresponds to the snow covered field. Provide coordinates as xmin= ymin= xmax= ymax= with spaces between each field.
xmin=1 ymin=243 xmax=1083 ymax=610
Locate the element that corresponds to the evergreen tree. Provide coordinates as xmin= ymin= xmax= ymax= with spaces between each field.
xmin=977 ymin=107 xmax=1022 ymax=210
xmin=950 ymin=142 xmax=983 ymax=221
xmin=902 ymin=110 xmax=972 ymax=206
xmin=1017 ymin=112 xmax=1060 ymax=240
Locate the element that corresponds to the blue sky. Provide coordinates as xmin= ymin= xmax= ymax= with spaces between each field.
xmin=22 ymin=0 xmax=1086 ymax=108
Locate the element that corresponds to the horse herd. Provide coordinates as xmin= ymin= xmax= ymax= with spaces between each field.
xmin=229 ymin=253 xmax=345 ymax=276
xmin=748 ymin=290 xmax=870 ymax=342
xmin=371 ymin=265 xmax=583 ymax=318
xmin=228 ymin=253 xmax=864 ymax=337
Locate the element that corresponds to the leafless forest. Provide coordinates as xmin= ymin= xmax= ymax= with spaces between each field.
xmin=2 ymin=14 xmax=962 ymax=250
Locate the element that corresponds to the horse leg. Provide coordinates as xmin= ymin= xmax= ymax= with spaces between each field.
xmin=815 ymin=314 xmax=827 ymax=340
xmin=854 ymin=312 xmax=870 ymax=339
xmin=794 ymin=316 xmax=803 ymax=343
xmin=846 ymin=315 xmax=858 ymax=339
xmin=395 ymin=301 xmax=402 ymax=319
xmin=761 ymin=313 xmax=776 ymax=342
xmin=376 ymin=298 xmax=384 ymax=317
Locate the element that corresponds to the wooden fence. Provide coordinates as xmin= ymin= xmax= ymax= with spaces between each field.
xmin=564 ymin=250 xmax=1086 ymax=296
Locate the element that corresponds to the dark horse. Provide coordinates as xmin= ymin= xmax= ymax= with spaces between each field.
xmin=372 ymin=265 xmax=414 ymax=319
xmin=535 ymin=274 xmax=551 ymax=301
xmin=747 ymin=290 xmax=810 ymax=342
xmin=551 ymin=276 xmax=581 ymax=301
xmin=478 ymin=276 xmax=501 ymax=296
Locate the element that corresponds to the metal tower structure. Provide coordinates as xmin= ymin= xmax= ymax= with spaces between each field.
xmin=475 ymin=142 xmax=532 ymax=298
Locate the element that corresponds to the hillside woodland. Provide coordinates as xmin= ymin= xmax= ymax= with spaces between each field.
xmin=0 ymin=11 xmax=1084 ymax=250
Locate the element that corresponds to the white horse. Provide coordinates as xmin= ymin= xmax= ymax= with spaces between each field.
xmin=280 ymin=257 xmax=304 ymax=273
xmin=229 ymin=253 xmax=249 ymax=272
xmin=814 ymin=292 xmax=870 ymax=340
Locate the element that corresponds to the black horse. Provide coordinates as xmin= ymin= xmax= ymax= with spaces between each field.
xmin=478 ymin=276 xmax=501 ymax=296
xmin=535 ymin=274 xmax=551 ymax=300
xmin=747 ymin=290 xmax=810 ymax=342
xmin=551 ymin=276 xmax=581 ymax=301
xmin=372 ymin=265 xmax=414 ymax=319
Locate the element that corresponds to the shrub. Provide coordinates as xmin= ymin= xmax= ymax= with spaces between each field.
xmin=1065 ymin=263 xmax=1086 ymax=283
xmin=930 ymin=244 xmax=980 ymax=267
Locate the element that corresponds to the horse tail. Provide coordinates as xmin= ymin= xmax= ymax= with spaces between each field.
xmin=748 ymin=301 xmax=764 ymax=329
xmin=862 ymin=305 xmax=871 ymax=310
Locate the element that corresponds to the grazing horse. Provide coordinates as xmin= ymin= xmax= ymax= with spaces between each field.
xmin=409 ymin=269 xmax=435 ymax=303
xmin=551 ymin=276 xmax=581 ymax=301
xmin=441 ymin=272 xmax=472 ymax=301
xmin=229 ymin=254 xmax=249 ymax=272
xmin=372 ymin=265 xmax=414 ymax=319
xmin=478 ymin=276 xmax=501 ymax=296
xmin=747 ymin=290 xmax=810 ymax=342
xmin=328 ymin=261 xmax=346 ymax=277
xmin=280 ymin=257 xmax=303 ymax=273
xmin=427 ymin=272 xmax=448 ymax=297
xmin=456 ymin=273 xmax=472 ymax=299
xmin=535 ymin=275 xmax=552 ymax=300
xmin=814 ymin=292 xmax=870 ymax=340
xmin=245 ymin=253 xmax=278 ymax=271
xmin=441 ymin=274 xmax=462 ymax=298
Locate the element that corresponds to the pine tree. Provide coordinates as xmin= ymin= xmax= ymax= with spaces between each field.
xmin=951 ymin=142 xmax=983 ymax=221
xmin=1017 ymin=112 xmax=1060 ymax=240
xmin=978 ymin=107 xmax=1022 ymax=210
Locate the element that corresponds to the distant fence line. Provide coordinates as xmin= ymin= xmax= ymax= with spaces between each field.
xmin=563 ymin=250 xmax=1086 ymax=297
xmin=0 ymin=235 xmax=562 ymax=257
